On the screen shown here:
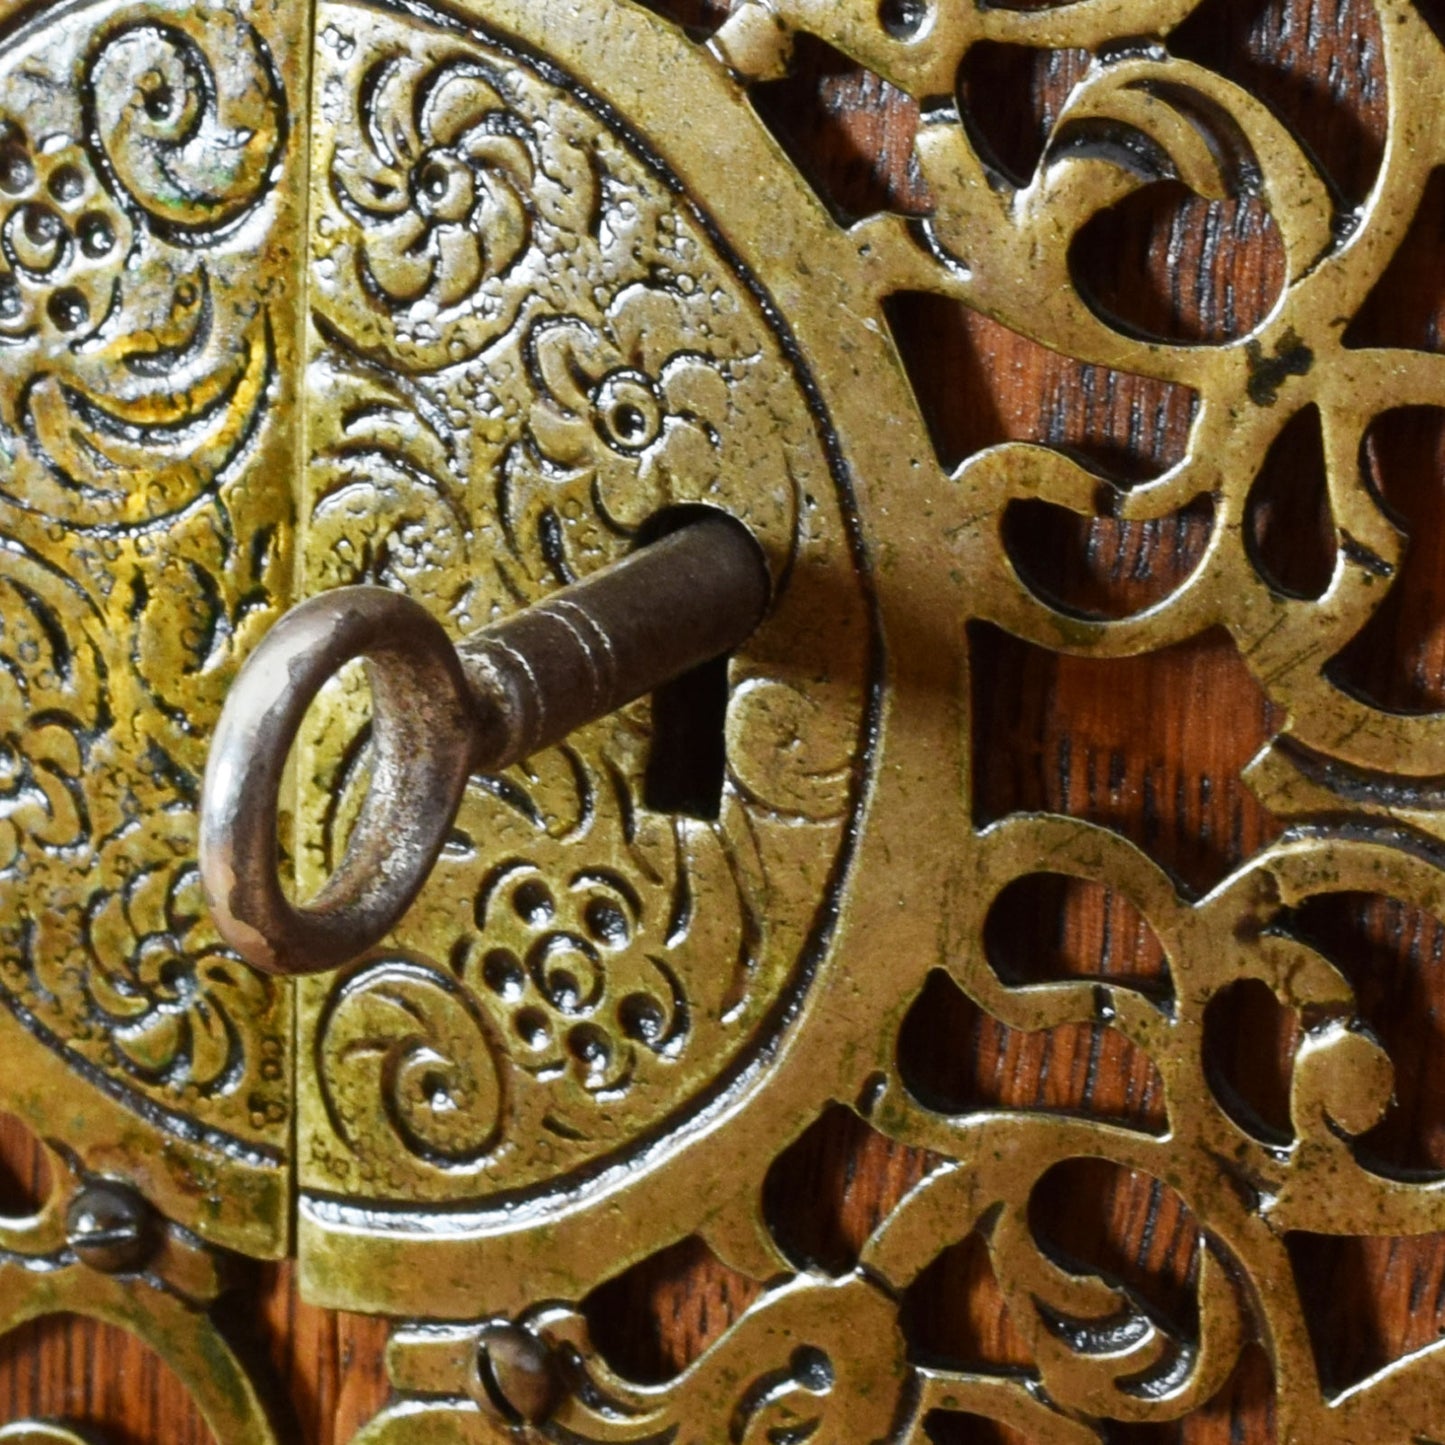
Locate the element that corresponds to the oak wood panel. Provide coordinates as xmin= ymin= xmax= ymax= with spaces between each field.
xmin=0 ymin=0 xmax=1439 ymax=1441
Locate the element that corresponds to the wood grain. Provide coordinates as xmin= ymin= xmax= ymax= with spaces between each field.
xmin=0 ymin=0 xmax=1440 ymax=1440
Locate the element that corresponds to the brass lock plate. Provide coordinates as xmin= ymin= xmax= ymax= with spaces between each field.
xmin=0 ymin=0 xmax=306 ymax=1258
xmin=294 ymin=0 xmax=876 ymax=1273
xmin=3 ymin=0 xmax=1445 ymax=1440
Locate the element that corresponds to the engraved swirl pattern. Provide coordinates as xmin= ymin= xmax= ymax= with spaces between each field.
xmin=0 ymin=0 xmax=300 ymax=1209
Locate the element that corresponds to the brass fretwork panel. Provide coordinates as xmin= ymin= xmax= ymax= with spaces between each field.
xmin=2 ymin=0 xmax=1445 ymax=1439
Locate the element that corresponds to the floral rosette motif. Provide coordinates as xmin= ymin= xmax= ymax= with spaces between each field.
xmin=333 ymin=57 xmax=534 ymax=312
xmin=318 ymin=42 xmax=599 ymax=368
xmin=505 ymin=284 xmax=733 ymax=569
xmin=83 ymin=863 xmax=275 ymax=1098
xmin=468 ymin=860 xmax=691 ymax=1097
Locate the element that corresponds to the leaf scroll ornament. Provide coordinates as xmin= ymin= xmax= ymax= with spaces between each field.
xmin=317 ymin=957 xmax=507 ymax=1169
xmin=0 ymin=550 xmax=101 ymax=871
xmin=86 ymin=10 xmax=286 ymax=238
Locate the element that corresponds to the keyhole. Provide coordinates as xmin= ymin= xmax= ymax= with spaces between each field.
xmin=639 ymin=507 xmax=737 ymax=821
xmin=644 ymin=652 xmax=729 ymax=821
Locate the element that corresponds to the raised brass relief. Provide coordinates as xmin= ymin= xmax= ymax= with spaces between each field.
xmin=295 ymin=0 xmax=873 ymax=1210
xmin=3 ymin=0 xmax=1445 ymax=1439
xmin=0 ymin=0 xmax=304 ymax=1256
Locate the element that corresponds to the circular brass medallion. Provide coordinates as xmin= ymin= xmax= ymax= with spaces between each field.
xmin=298 ymin=0 xmax=876 ymax=1203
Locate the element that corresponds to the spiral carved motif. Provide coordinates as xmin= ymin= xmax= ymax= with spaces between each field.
xmin=0 ymin=0 xmax=301 ymax=1259
xmin=317 ymin=957 xmax=505 ymax=1167
xmin=87 ymin=13 xmax=285 ymax=238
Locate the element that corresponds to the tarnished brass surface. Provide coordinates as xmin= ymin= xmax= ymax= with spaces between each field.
xmin=3 ymin=0 xmax=1445 ymax=1438
xmin=0 ymin=0 xmax=306 ymax=1254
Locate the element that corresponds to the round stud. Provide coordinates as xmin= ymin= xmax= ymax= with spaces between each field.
xmin=478 ymin=1323 xmax=562 ymax=1426
xmin=65 ymin=1180 xmax=154 ymax=1274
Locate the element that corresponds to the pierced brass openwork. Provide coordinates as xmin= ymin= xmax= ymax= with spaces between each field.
xmin=1 ymin=0 xmax=1444 ymax=1438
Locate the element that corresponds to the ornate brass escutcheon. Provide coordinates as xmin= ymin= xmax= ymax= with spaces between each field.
xmin=2 ymin=0 xmax=1445 ymax=1439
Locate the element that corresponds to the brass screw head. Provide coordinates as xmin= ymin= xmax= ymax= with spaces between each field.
xmin=478 ymin=1323 xmax=561 ymax=1426
xmin=65 ymin=1181 xmax=154 ymax=1274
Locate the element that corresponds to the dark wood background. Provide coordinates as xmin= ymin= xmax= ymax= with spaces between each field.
xmin=2 ymin=0 xmax=1443 ymax=1437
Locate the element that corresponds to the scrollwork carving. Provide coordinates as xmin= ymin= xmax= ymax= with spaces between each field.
xmin=86 ymin=10 xmax=285 ymax=240
xmin=0 ymin=0 xmax=302 ymax=1252
xmin=0 ymin=550 xmax=103 ymax=871
xmin=317 ymin=956 xmax=505 ymax=1168
xmin=297 ymin=0 xmax=873 ymax=1205
xmin=5 ymin=0 xmax=1444 ymax=1434
xmin=14 ymin=303 xmax=275 ymax=530
xmin=357 ymin=1278 xmax=905 ymax=1444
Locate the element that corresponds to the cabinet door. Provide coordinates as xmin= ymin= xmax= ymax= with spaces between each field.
xmin=1 ymin=0 xmax=1444 ymax=1441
